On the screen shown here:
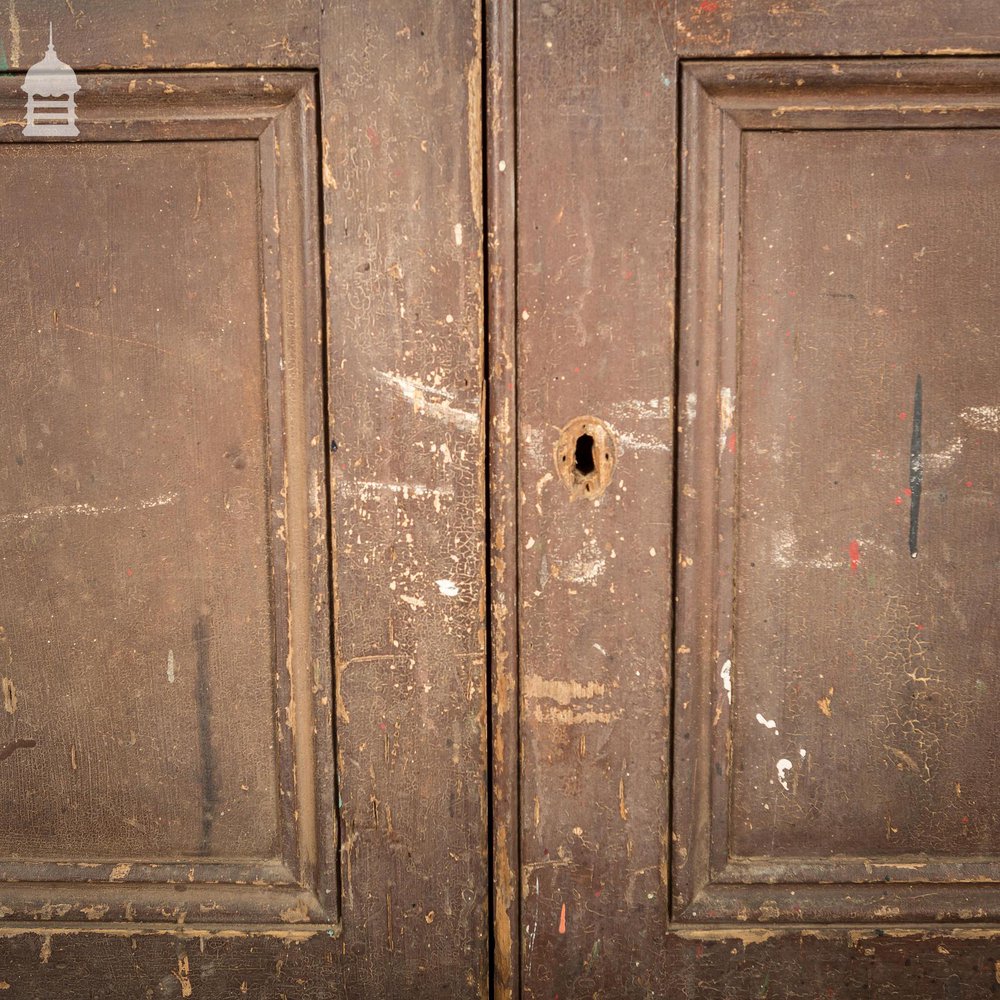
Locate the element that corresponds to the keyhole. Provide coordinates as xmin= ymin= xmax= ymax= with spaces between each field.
xmin=555 ymin=416 xmax=615 ymax=500
xmin=574 ymin=433 xmax=596 ymax=476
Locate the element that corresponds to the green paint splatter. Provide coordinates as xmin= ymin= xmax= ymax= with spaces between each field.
xmin=0 ymin=39 xmax=8 ymax=71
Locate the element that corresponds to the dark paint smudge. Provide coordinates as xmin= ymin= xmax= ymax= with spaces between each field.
xmin=909 ymin=375 xmax=923 ymax=558
xmin=0 ymin=738 xmax=37 ymax=762
xmin=194 ymin=613 xmax=218 ymax=855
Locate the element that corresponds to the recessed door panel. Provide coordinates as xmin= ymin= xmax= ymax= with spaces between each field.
xmin=0 ymin=72 xmax=336 ymax=925
xmin=674 ymin=59 xmax=1000 ymax=924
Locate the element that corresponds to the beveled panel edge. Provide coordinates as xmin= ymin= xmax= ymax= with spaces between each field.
xmin=0 ymin=72 xmax=314 ymax=141
xmin=685 ymin=58 xmax=1000 ymax=131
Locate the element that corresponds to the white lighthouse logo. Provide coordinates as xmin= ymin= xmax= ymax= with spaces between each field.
xmin=21 ymin=24 xmax=80 ymax=137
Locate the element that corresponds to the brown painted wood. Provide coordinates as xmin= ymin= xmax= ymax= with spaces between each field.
xmin=0 ymin=69 xmax=334 ymax=929
xmin=0 ymin=2 xmax=487 ymax=997
xmin=511 ymin=4 xmax=1000 ymax=1000
xmin=675 ymin=0 xmax=1000 ymax=59
xmin=0 ymin=2 xmax=319 ymax=72
xmin=486 ymin=0 xmax=521 ymax=996
xmin=513 ymin=2 xmax=677 ymax=996
xmin=319 ymin=1 xmax=489 ymax=996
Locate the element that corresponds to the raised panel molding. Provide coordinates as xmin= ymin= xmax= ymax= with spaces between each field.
xmin=673 ymin=60 xmax=1000 ymax=924
xmin=0 ymin=73 xmax=337 ymax=926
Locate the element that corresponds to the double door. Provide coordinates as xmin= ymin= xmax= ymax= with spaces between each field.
xmin=1 ymin=3 xmax=997 ymax=997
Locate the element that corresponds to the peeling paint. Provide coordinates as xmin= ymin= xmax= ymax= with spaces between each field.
xmin=776 ymin=758 xmax=793 ymax=790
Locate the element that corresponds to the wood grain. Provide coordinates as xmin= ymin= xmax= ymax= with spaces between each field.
xmin=514 ymin=2 xmax=677 ymax=995
xmin=320 ymin=0 xmax=489 ymax=995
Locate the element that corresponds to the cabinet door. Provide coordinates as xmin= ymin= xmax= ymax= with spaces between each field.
xmin=0 ymin=4 xmax=487 ymax=997
xmin=497 ymin=3 xmax=1000 ymax=997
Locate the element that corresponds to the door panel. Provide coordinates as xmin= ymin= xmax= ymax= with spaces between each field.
xmin=0 ymin=3 xmax=487 ymax=996
xmin=0 ymin=72 xmax=335 ymax=927
xmin=675 ymin=59 xmax=1000 ymax=926
xmin=505 ymin=4 xmax=1000 ymax=998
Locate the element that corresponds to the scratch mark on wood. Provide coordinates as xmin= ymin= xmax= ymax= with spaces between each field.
xmin=909 ymin=374 xmax=922 ymax=558
xmin=7 ymin=0 xmax=20 ymax=68
xmin=0 ymin=492 xmax=178 ymax=527
xmin=1 ymin=676 xmax=16 ymax=715
xmin=172 ymin=954 xmax=193 ymax=997
xmin=374 ymin=370 xmax=477 ymax=430
xmin=193 ymin=613 xmax=217 ymax=855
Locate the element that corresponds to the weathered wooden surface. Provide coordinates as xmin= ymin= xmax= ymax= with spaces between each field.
xmin=0 ymin=70 xmax=335 ymax=927
xmin=486 ymin=0 xmax=520 ymax=997
xmin=674 ymin=0 xmax=1000 ymax=57
xmin=320 ymin=0 xmax=489 ymax=996
xmin=510 ymin=3 xmax=1000 ymax=999
xmin=2 ymin=925 xmax=1000 ymax=998
xmin=675 ymin=58 xmax=1000 ymax=928
xmin=513 ymin=2 xmax=676 ymax=996
xmin=0 ymin=1 xmax=319 ymax=71
xmin=0 ymin=1 xmax=487 ymax=996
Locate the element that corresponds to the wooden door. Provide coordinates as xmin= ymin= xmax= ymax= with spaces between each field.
xmin=492 ymin=2 xmax=1000 ymax=997
xmin=0 ymin=4 xmax=487 ymax=997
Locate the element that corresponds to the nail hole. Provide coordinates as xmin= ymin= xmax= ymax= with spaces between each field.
xmin=574 ymin=433 xmax=596 ymax=477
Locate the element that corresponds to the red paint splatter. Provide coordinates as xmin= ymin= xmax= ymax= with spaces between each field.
xmin=726 ymin=432 xmax=737 ymax=454
xmin=698 ymin=0 xmax=718 ymax=11
xmin=849 ymin=539 xmax=860 ymax=573
xmin=903 ymin=487 xmax=912 ymax=496
xmin=966 ymin=480 xmax=973 ymax=487
xmin=558 ymin=903 xmax=567 ymax=934
xmin=962 ymin=816 xmax=970 ymax=825
xmin=894 ymin=496 xmax=903 ymax=506
xmin=126 ymin=568 xmax=134 ymax=577
xmin=899 ymin=411 xmax=908 ymax=420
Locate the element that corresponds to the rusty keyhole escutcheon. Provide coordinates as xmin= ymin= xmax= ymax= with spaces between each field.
xmin=555 ymin=416 xmax=615 ymax=500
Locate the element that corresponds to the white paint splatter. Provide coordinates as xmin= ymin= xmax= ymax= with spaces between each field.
xmin=799 ymin=748 xmax=807 ymax=759
xmin=755 ymin=713 xmax=778 ymax=733
xmin=558 ymin=538 xmax=607 ymax=585
xmin=776 ymin=758 xmax=793 ymax=790
xmin=684 ymin=392 xmax=697 ymax=424
xmin=453 ymin=222 xmax=463 ymax=246
xmin=605 ymin=425 xmax=669 ymax=453
xmin=435 ymin=579 xmax=459 ymax=598
xmin=718 ymin=387 xmax=735 ymax=456
xmin=960 ymin=405 xmax=1000 ymax=434
xmin=923 ymin=436 xmax=964 ymax=471
xmin=166 ymin=650 xmax=176 ymax=684
xmin=375 ymin=370 xmax=477 ymax=431
xmin=772 ymin=526 xmax=840 ymax=570
xmin=343 ymin=479 xmax=453 ymax=503
xmin=720 ymin=660 xmax=732 ymax=703
xmin=593 ymin=643 xmax=608 ymax=657
xmin=609 ymin=398 xmax=669 ymax=421
xmin=0 ymin=492 xmax=178 ymax=526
